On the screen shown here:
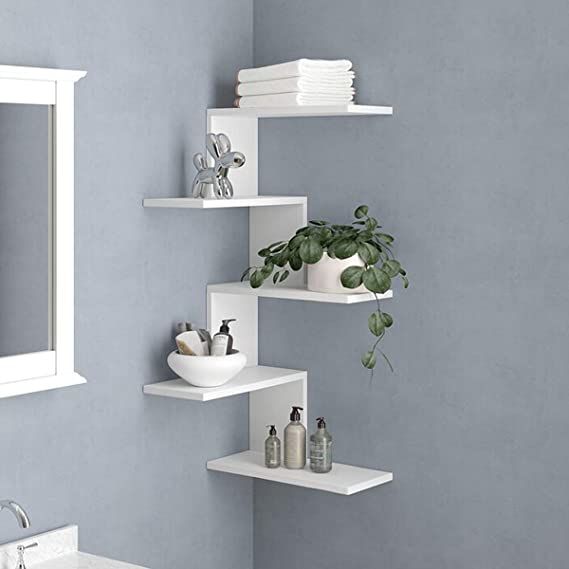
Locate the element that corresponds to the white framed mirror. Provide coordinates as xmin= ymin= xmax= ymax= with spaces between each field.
xmin=0 ymin=65 xmax=86 ymax=399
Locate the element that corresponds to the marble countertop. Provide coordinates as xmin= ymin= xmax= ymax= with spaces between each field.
xmin=0 ymin=526 xmax=148 ymax=569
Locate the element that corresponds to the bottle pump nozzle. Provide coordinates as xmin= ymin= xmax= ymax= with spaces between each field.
xmin=266 ymin=424 xmax=277 ymax=436
xmin=220 ymin=319 xmax=236 ymax=333
xmin=317 ymin=417 xmax=326 ymax=428
xmin=290 ymin=406 xmax=303 ymax=421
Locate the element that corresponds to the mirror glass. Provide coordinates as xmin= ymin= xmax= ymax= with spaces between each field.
xmin=0 ymin=104 xmax=51 ymax=357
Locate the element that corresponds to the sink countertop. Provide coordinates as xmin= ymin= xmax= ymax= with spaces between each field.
xmin=0 ymin=526 xmax=148 ymax=569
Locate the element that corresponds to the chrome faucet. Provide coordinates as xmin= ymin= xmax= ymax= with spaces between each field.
xmin=0 ymin=500 xmax=31 ymax=528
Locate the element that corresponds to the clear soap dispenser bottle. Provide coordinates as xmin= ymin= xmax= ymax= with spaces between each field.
xmin=310 ymin=417 xmax=333 ymax=473
xmin=264 ymin=425 xmax=281 ymax=469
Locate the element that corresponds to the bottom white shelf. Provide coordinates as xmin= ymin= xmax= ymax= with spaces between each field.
xmin=207 ymin=450 xmax=393 ymax=495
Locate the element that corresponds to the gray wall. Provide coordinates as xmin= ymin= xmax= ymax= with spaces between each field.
xmin=0 ymin=2 xmax=254 ymax=569
xmin=254 ymin=1 xmax=569 ymax=568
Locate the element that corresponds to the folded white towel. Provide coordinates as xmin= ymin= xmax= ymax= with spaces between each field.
xmin=237 ymin=59 xmax=353 ymax=83
xmin=236 ymin=92 xmax=354 ymax=108
xmin=236 ymin=76 xmax=355 ymax=97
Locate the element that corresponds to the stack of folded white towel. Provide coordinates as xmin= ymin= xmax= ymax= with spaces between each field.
xmin=235 ymin=59 xmax=355 ymax=108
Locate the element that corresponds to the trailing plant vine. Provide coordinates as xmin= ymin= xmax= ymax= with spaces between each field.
xmin=241 ymin=205 xmax=408 ymax=373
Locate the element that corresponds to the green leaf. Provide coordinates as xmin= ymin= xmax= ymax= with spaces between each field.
xmin=358 ymin=242 xmax=380 ymax=265
xmin=270 ymin=242 xmax=288 ymax=253
xmin=334 ymin=239 xmax=359 ymax=259
xmin=299 ymin=237 xmax=323 ymax=264
xmin=402 ymin=276 xmax=409 ymax=288
xmin=289 ymin=234 xmax=306 ymax=250
xmin=272 ymin=271 xmax=280 ymax=284
xmin=399 ymin=268 xmax=407 ymax=276
xmin=250 ymin=270 xmax=264 ymax=288
xmin=365 ymin=217 xmax=378 ymax=230
xmin=240 ymin=267 xmax=253 ymax=282
xmin=377 ymin=232 xmax=394 ymax=244
xmin=273 ymin=248 xmax=290 ymax=267
xmin=258 ymin=248 xmax=271 ymax=257
xmin=354 ymin=205 xmax=369 ymax=219
xmin=361 ymin=350 xmax=377 ymax=369
xmin=268 ymin=240 xmax=286 ymax=249
xmin=382 ymin=259 xmax=401 ymax=278
xmin=309 ymin=220 xmax=329 ymax=226
xmin=279 ymin=270 xmax=290 ymax=282
xmin=340 ymin=266 xmax=364 ymax=289
xmin=362 ymin=266 xmax=391 ymax=294
xmin=368 ymin=312 xmax=385 ymax=336
xmin=260 ymin=262 xmax=274 ymax=278
xmin=289 ymin=251 xmax=303 ymax=271
xmin=380 ymin=312 xmax=394 ymax=327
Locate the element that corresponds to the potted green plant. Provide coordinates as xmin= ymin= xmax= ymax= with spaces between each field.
xmin=241 ymin=205 xmax=408 ymax=372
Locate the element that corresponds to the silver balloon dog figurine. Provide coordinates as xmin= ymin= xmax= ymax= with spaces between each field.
xmin=192 ymin=133 xmax=245 ymax=199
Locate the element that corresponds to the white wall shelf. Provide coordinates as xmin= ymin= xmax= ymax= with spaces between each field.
xmin=208 ymin=104 xmax=393 ymax=119
xmin=208 ymin=281 xmax=392 ymax=304
xmin=207 ymin=450 xmax=393 ymax=496
xmin=143 ymin=195 xmax=307 ymax=209
xmin=144 ymin=102 xmax=394 ymax=495
xmin=143 ymin=365 xmax=306 ymax=402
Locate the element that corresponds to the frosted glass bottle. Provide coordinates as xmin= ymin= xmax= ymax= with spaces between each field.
xmin=264 ymin=425 xmax=281 ymax=468
xmin=309 ymin=417 xmax=332 ymax=473
xmin=284 ymin=406 xmax=306 ymax=469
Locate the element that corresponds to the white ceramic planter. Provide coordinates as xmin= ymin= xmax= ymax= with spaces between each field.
xmin=307 ymin=253 xmax=367 ymax=294
xmin=167 ymin=349 xmax=247 ymax=387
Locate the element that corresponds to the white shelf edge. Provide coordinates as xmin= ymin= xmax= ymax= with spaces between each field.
xmin=143 ymin=195 xmax=308 ymax=209
xmin=207 ymin=450 xmax=393 ymax=495
xmin=207 ymin=104 xmax=393 ymax=119
xmin=208 ymin=281 xmax=392 ymax=304
xmin=143 ymin=365 xmax=307 ymax=402
xmin=0 ymin=373 xmax=86 ymax=400
xmin=0 ymin=64 xmax=87 ymax=82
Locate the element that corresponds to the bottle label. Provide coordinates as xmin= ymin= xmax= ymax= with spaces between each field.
xmin=211 ymin=335 xmax=229 ymax=356
xmin=310 ymin=441 xmax=332 ymax=470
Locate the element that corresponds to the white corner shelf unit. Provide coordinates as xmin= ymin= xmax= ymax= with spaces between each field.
xmin=143 ymin=104 xmax=394 ymax=495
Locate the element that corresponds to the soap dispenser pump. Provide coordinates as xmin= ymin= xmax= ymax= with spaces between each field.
xmin=284 ymin=406 xmax=306 ymax=469
xmin=211 ymin=318 xmax=236 ymax=356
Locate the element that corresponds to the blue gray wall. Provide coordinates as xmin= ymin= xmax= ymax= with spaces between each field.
xmin=0 ymin=2 xmax=253 ymax=568
xmin=254 ymin=1 xmax=569 ymax=568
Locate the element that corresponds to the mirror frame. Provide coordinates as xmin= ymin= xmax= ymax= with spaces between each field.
xmin=0 ymin=65 xmax=86 ymax=399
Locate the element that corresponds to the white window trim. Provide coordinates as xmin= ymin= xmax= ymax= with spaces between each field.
xmin=0 ymin=65 xmax=87 ymax=399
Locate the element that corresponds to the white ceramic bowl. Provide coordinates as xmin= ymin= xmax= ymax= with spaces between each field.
xmin=167 ymin=349 xmax=247 ymax=388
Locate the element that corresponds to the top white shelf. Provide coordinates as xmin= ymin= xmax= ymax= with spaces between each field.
xmin=207 ymin=104 xmax=393 ymax=119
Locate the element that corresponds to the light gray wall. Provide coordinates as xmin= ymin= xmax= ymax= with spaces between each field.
xmin=254 ymin=1 xmax=569 ymax=568
xmin=0 ymin=2 xmax=254 ymax=569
